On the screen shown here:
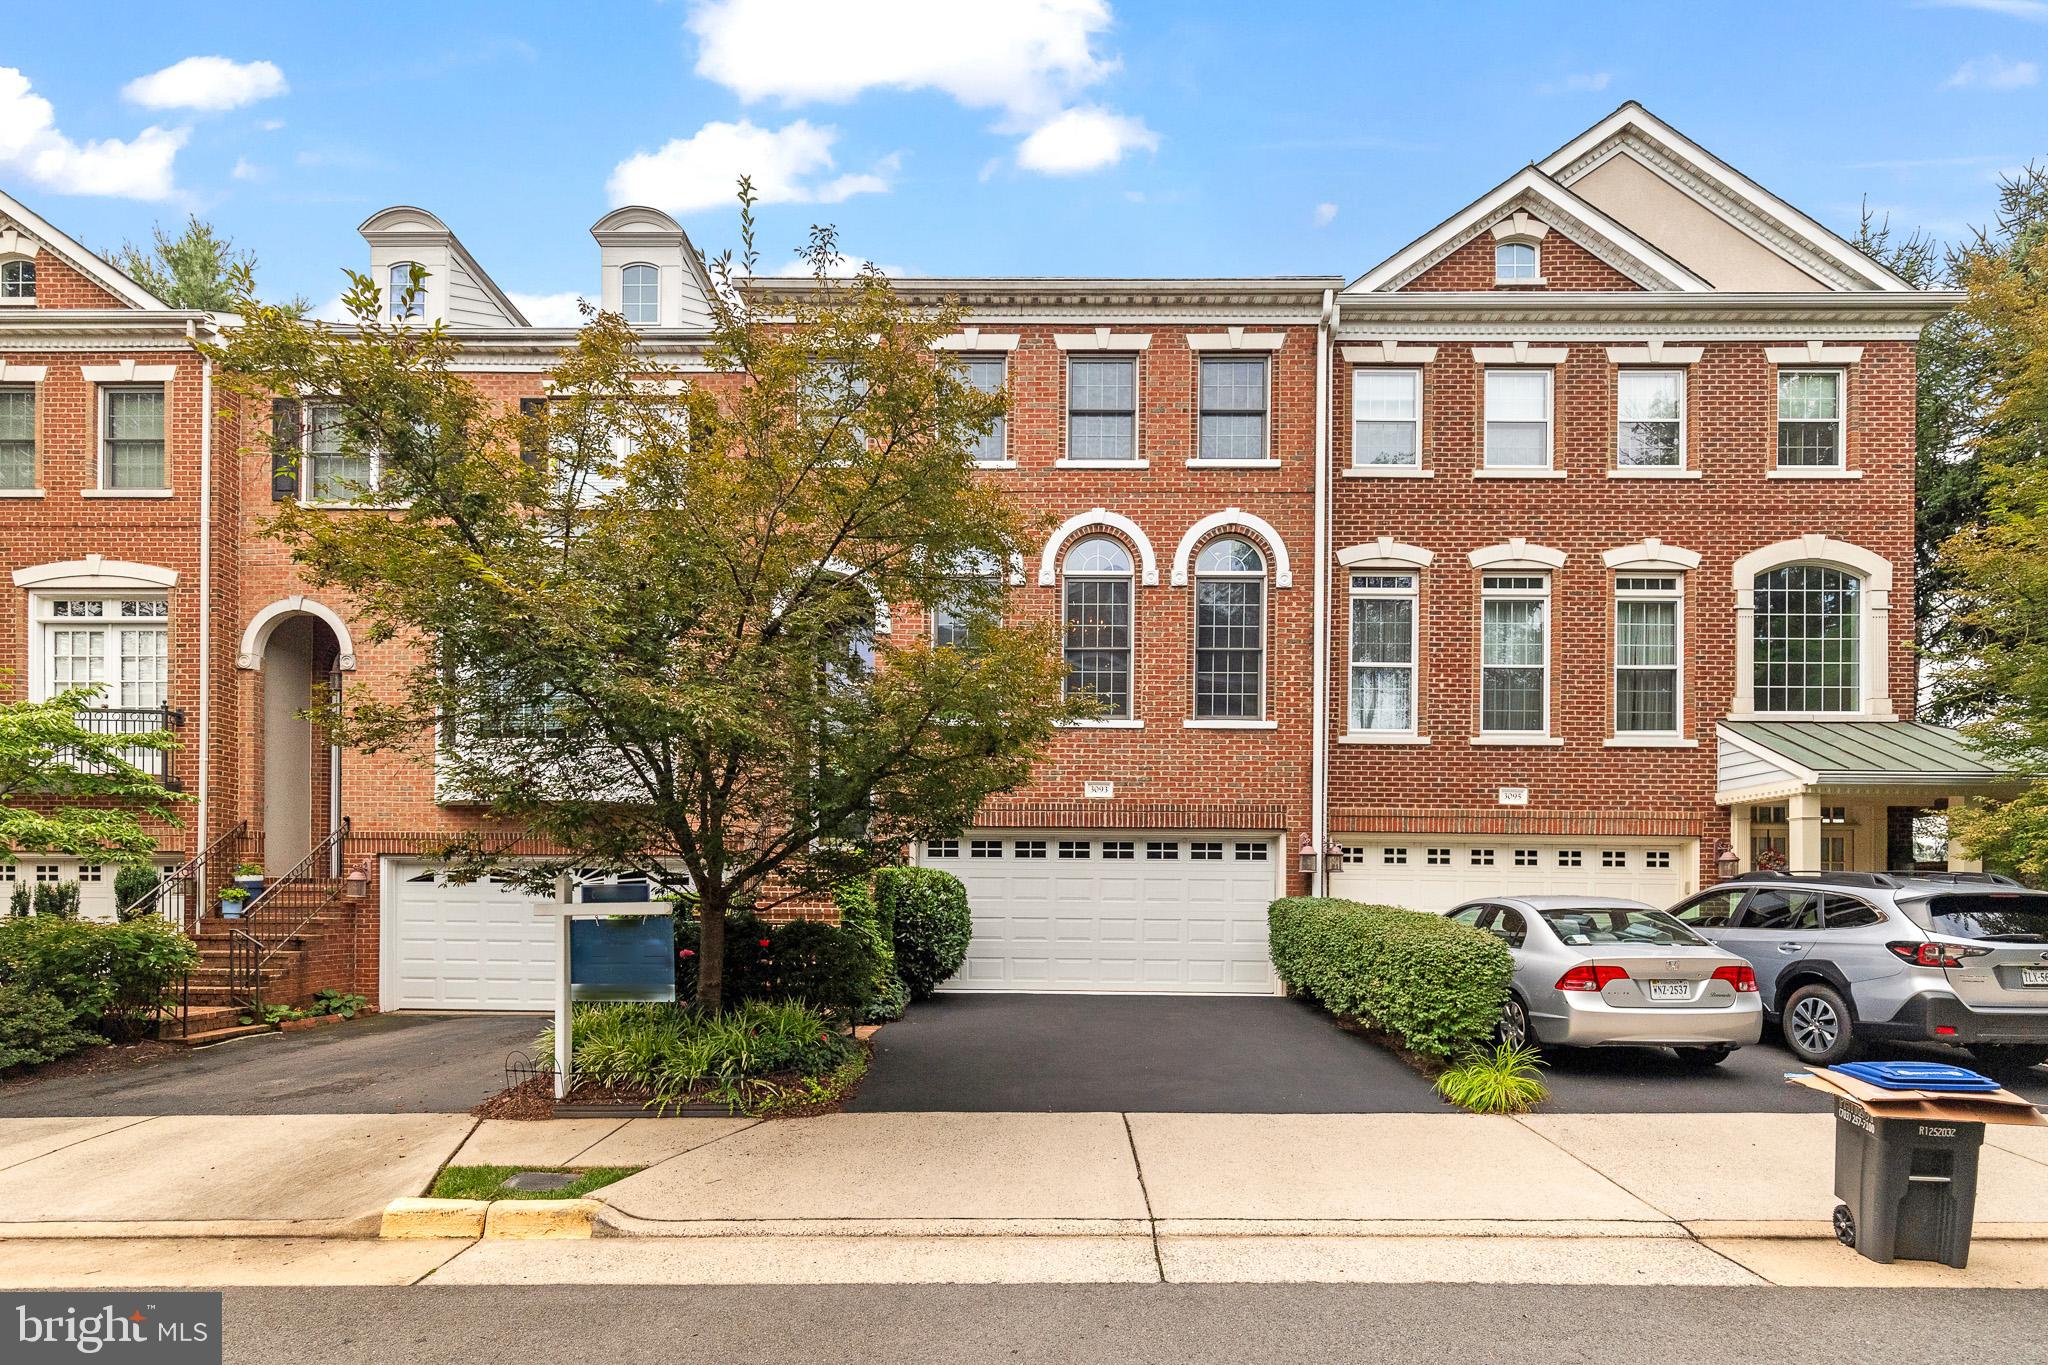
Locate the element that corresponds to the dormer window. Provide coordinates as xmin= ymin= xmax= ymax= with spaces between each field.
xmin=389 ymin=262 xmax=424 ymax=320
xmin=620 ymin=263 xmax=659 ymax=325
xmin=0 ymin=259 xmax=34 ymax=303
xmin=1494 ymin=241 xmax=1539 ymax=283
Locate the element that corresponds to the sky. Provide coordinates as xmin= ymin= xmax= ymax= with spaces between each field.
xmin=2 ymin=0 xmax=2045 ymax=319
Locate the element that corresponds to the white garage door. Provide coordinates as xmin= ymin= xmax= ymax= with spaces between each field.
xmin=922 ymin=831 xmax=1282 ymax=994
xmin=1327 ymin=838 xmax=1697 ymax=914
xmin=382 ymin=861 xmax=557 ymax=1011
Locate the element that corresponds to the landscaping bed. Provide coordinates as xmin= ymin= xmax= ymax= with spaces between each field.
xmin=430 ymin=1164 xmax=641 ymax=1201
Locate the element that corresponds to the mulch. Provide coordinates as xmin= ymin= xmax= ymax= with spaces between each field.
xmin=0 ymin=1038 xmax=188 ymax=1092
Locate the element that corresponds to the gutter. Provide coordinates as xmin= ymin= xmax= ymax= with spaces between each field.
xmin=1310 ymin=288 xmax=1336 ymax=895
xmin=192 ymin=320 xmax=213 ymax=864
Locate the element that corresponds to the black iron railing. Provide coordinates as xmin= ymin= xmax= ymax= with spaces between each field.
xmin=131 ymin=820 xmax=249 ymax=936
xmin=227 ymin=818 xmax=351 ymax=1015
xmin=74 ymin=704 xmax=185 ymax=787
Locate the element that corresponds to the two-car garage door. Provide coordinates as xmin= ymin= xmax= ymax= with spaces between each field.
xmin=1326 ymin=838 xmax=1696 ymax=914
xmin=920 ymin=831 xmax=1283 ymax=995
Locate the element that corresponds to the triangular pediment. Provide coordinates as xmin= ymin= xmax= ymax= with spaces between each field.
xmin=0 ymin=186 xmax=168 ymax=310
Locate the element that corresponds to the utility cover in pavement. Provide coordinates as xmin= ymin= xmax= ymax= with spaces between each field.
xmin=502 ymin=1170 xmax=579 ymax=1192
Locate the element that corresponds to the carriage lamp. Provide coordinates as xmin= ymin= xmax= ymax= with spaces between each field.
xmin=1716 ymin=842 xmax=1741 ymax=877
xmin=342 ymin=858 xmax=373 ymax=900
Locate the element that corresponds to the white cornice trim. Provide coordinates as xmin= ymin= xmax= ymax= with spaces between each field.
xmin=80 ymin=361 xmax=178 ymax=384
xmin=1606 ymin=342 xmax=1704 ymax=365
xmin=1338 ymin=538 xmax=1434 ymax=570
xmin=1054 ymin=329 xmax=1153 ymax=351
xmin=932 ymin=328 xmax=1021 ymax=352
xmin=1602 ymin=537 xmax=1702 ymax=573
xmin=1168 ymin=508 xmax=1294 ymax=588
xmin=1342 ymin=341 xmax=1438 ymax=364
xmin=13 ymin=556 xmax=178 ymax=590
xmin=1185 ymin=328 xmax=1286 ymax=351
xmin=1038 ymin=508 xmax=1160 ymax=586
xmin=1764 ymin=341 xmax=1864 ymax=365
xmin=1469 ymin=538 xmax=1568 ymax=571
xmin=1471 ymin=343 xmax=1570 ymax=365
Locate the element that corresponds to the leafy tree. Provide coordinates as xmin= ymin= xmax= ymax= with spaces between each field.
xmin=206 ymin=190 xmax=1084 ymax=1011
xmin=0 ymin=682 xmax=188 ymax=867
xmin=111 ymin=216 xmax=306 ymax=314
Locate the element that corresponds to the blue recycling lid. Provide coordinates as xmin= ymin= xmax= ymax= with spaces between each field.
xmin=1831 ymin=1060 xmax=2003 ymax=1092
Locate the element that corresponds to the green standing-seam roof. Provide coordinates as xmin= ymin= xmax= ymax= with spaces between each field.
xmin=1720 ymin=720 xmax=2014 ymax=784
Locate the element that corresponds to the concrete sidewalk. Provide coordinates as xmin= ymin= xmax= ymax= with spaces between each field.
xmin=3 ymin=1110 xmax=2047 ymax=1288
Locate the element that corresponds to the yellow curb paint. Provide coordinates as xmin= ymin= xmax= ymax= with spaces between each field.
xmin=381 ymin=1198 xmax=488 ymax=1240
xmin=482 ymin=1199 xmax=600 ymax=1240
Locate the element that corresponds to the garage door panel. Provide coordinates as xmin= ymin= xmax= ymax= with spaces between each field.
xmin=385 ymin=862 xmax=559 ymax=1011
xmin=1328 ymin=838 xmax=1695 ymax=914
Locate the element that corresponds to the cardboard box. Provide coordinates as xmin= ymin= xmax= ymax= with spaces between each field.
xmin=1787 ymin=1067 xmax=2048 ymax=1127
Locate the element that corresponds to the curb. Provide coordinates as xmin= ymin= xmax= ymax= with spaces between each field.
xmin=381 ymin=1199 xmax=489 ymax=1239
xmin=379 ymin=1198 xmax=599 ymax=1240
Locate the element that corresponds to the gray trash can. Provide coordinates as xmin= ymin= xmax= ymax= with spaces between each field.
xmin=1831 ymin=1097 xmax=1985 ymax=1268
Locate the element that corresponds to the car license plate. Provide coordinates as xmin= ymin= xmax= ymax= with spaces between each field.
xmin=2022 ymin=968 xmax=2048 ymax=988
xmin=1647 ymin=981 xmax=1691 ymax=1002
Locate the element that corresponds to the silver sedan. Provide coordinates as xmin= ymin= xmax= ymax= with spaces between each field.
xmin=1445 ymin=895 xmax=1765 ymax=1067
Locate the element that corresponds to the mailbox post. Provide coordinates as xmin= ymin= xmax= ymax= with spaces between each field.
xmin=541 ymin=875 xmax=675 ymax=1101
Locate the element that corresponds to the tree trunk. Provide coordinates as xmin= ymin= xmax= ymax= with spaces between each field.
xmin=696 ymin=888 xmax=726 ymax=1016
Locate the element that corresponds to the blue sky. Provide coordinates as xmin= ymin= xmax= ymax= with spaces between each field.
xmin=3 ymin=0 xmax=2044 ymax=316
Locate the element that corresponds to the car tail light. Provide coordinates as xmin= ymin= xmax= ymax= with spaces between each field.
xmin=1557 ymin=964 xmax=1629 ymax=992
xmin=1886 ymin=941 xmax=1992 ymax=968
xmin=1711 ymin=964 xmax=1758 ymax=993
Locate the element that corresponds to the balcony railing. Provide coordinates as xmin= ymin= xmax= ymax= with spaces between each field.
xmin=74 ymin=704 xmax=185 ymax=788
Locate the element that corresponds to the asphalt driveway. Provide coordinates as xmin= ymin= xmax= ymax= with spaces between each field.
xmin=850 ymin=994 xmax=1443 ymax=1112
xmin=0 ymin=1012 xmax=542 ymax=1117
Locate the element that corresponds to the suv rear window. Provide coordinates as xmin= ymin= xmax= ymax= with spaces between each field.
xmin=1904 ymin=893 xmax=2048 ymax=943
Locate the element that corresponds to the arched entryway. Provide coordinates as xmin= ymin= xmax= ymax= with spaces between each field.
xmin=238 ymin=598 xmax=356 ymax=875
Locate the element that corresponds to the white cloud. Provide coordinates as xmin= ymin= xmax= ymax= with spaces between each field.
xmin=1944 ymin=54 xmax=2040 ymax=88
xmin=122 ymin=56 xmax=287 ymax=112
xmin=507 ymin=291 xmax=590 ymax=326
xmin=1015 ymin=106 xmax=1157 ymax=174
xmin=258 ymin=118 xmax=285 ymax=132
xmin=1537 ymin=71 xmax=1612 ymax=95
xmin=1312 ymin=201 xmax=1338 ymax=228
xmin=229 ymin=156 xmax=266 ymax=182
xmin=0 ymin=66 xmax=185 ymax=200
xmin=608 ymin=119 xmax=895 ymax=213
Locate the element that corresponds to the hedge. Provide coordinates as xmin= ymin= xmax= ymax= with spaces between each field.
xmin=875 ymin=866 xmax=972 ymax=1000
xmin=674 ymin=909 xmax=878 ymax=1022
xmin=0 ymin=914 xmax=200 ymax=1061
xmin=1267 ymin=897 xmax=1512 ymax=1062
xmin=834 ymin=879 xmax=908 ymax=1023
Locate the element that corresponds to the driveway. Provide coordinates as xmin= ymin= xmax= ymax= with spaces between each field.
xmin=849 ymin=994 xmax=1442 ymax=1112
xmin=0 ymin=1012 xmax=542 ymax=1117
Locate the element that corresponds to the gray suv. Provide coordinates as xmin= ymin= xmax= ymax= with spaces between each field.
xmin=1665 ymin=871 xmax=2048 ymax=1076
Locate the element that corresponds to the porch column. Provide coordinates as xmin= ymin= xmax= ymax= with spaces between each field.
xmin=1788 ymin=790 xmax=1823 ymax=873
xmin=1728 ymin=805 xmax=1752 ymax=874
xmin=1947 ymin=800 xmax=1983 ymax=872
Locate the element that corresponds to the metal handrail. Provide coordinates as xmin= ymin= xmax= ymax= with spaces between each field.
xmin=228 ymin=818 xmax=352 ymax=1014
xmin=129 ymin=820 xmax=249 ymax=934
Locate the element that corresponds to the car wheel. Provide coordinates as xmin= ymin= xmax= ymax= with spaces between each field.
xmin=1782 ymin=982 xmax=1859 ymax=1065
xmin=1972 ymin=1044 xmax=2048 ymax=1080
xmin=1496 ymin=994 xmax=1532 ymax=1050
xmin=1672 ymin=1045 xmax=1735 ymax=1069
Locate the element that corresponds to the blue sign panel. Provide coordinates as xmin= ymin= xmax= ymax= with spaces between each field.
xmin=569 ymin=915 xmax=676 ymax=1002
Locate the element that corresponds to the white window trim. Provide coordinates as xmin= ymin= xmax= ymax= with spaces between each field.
xmin=1493 ymin=240 xmax=1545 ymax=286
xmin=96 ymin=383 xmax=169 ymax=493
xmin=1060 ymin=537 xmax=1138 ymax=722
xmin=1614 ymin=366 xmax=1688 ymax=473
xmin=389 ymin=261 xmax=426 ymax=321
xmin=26 ymin=589 xmax=171 ymax=706
xmin=1774 ymin=367 xmax=1846 ymax=473
xmin=958 ymin=352 xmax=1011 ymax=467
xmin=1169 ymin=509 xmax=1292 ymax=588
xmin=0 ymin=255 xmax=35 ymax=308
xmin=297 ymin=399 xmax=389 ymax=507
xmin=1481 ymin=366 xmax=1555 ymax=472
xmin=618 ymin=261 xmax=661 ymax=326
xmin=1063 ymin=352 xmax=1143 ymax=466
xmin=1350 ymin=366 xmax=1423 ymax=473
xmin=1728 ymin=535 xmax=1895 ymax=720
xmin=1190 ymin=538 xmax=1268 ymax=722
xmin=1037 ymin=509 xmax=1160 ymax=587
xmin=1612 ymin=571 xmax=1686 ymax=740
xmin=1478 ymin=571 xmax=1552 ymax=740
xmin=1346 ymin=568 xmax=1421 ymax=741
xmin=1193 ymin=352 xmax=1273 ymax=465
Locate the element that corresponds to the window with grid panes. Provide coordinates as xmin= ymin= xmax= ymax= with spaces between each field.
xmin=1198 ymin=356 xmax=1267 ymax=460
xmin=102 ymin=387 xmax=166 ymax=489
xmin=1484 ymin=369 xmax=1550 ymax=467
xmin=1066 ymin=356 xmax=1137 ymax=461
xmin=1349 ymin=572 xmax=1415 ymax=731
xmin=0 ymin=386 xmax=32 ymax=488
xmin=960 ymin=355 xmax=1007 ymax=464
xmin=1 ymin=258 xmax=35 ymax=300
xmin=1616 ymin=369 xmax=1684 ymax=468
xmin=1615 ymin=575 xmax=1681 ymax=734
xmin=1753 ymin=564 xmax=1860 ymax=712
xmin=1481 ymin=574 xmax=1548 ymax=733
xmin=1062 ymin=536 xmax=1134 ymax=716
xmin=303 ymin=402 xmax=380 ymax=502
xmin=1351 ymin=369 xmax=1420 ymax=468
xmin=1777 ymin=371 xmax=1842 ymax=468
xmin=36 ymin=595 xmax=169 ymax=710
xmin=1194 ymin=538 xmax=1265 ymax=718
xmin=620 ymin=263 xmax=659 ymax=324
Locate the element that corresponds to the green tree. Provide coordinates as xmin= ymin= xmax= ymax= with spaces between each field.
xmin=0 ymin=681 xmax=188 ymax=867
xmin=206 ymin=191 xmax=1085 ymax=1011
xmin=111 ymin=216 xmax=306 ymax=314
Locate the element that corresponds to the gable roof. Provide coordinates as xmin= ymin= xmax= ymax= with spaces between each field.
xmin=1346 ymin=166 xmax=1712 ymax=294
xmin=357 ymin=206 xmax=530 ymax=327
xmin=1539 ymin=102 xmax=1911 ymax=293
xmin=0 ymin=184 xmax=170 ymax=310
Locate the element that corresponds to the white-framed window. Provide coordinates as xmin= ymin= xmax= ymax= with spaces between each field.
xmin=1480 ymin=573 xmax=1549 ymax=735
xmin=34 ymin=594 xmax=170 ymax=709
xmin=389 ymin=262 xmax=425 ymax=320
xmin=1777 ymin=370 xmax=1843 ymax=469
xmin=1146 ymin=840 xmax=1180 ymax=860
xmin=1483 ymin=369 xmax=1551 ymax=468
xmin=1193 ymin=537 xmax=1265 ymax=719
xmin=0 ymin=258 xmax=34 ymax=302
xmin=1495 ymin=241 xmax=1539 ymax=283
xmin=620 ymin=263 xmax=659 ymax=325
xmin=930 ymin=551 xmax=999 ymax=651
xmin=1752 ymin=563 xmax=1861 ymax=713
xmin=1348 ymin=571 xmax=1416 ymax=733
xmin=1616 ymin=369 xmax=1685 ymax=469
xmin=301 ymin=402 xmax=381 ymax=503
xmin=1615 ymin=574 xmax=1683 ymax=735
xmin=927 ymin=838 xmax=959 ymax=859
xmin=100 ymin=386 xmax=166 ymax=490
xmin=1352 ymin=369 xmax=1420 ymax=469
xmin=1198 ymin=356 xmax=1268 ymax=461
xmin=1061 ymin=535 xmax=1134 ymax=717
xmin=959 ymin=355 xmax=1007 ymax=464
xmin=1066 ymin=356 xmax=1138 ymax=462
xmin=969 ymin=838 xmax=1002 ymax=858
xmin=0 ymin=384 xmax=33 ymax=488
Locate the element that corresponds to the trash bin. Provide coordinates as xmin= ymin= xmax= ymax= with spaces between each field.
xmin=1830 ymin=1096 xmax=1986 ymax=1268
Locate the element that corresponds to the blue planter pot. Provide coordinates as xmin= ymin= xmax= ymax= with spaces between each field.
xmin=220 ymin=897 xmax=247 ymax=919
xmin=233 ymin=876 xmax=266 ymax=895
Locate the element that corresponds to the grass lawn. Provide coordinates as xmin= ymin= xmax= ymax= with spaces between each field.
xmin=429 ymin=1164 xmax=641 ymax=1201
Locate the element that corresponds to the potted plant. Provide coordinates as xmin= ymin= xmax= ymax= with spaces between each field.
xmin=218 ymin=885 xmax=250 ymax=919
xmin=233 ymin=862 xmax=266 ymax=895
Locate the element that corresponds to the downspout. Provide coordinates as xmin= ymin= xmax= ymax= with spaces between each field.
xmin=1310 ymin=289 xmax=1335 ymax=896
xmin=194 ymin=321 xmax=213 ymax=896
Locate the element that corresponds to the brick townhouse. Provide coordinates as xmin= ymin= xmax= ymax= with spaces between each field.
xmin=1 ymin=103 xmax=2001 ymax=1016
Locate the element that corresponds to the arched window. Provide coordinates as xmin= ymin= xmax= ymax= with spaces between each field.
xmin=620 ymin=263 xmax=659 ymax=325
xmin=389 ymin=262 xmax=424 ymax=320
xmin=1495 ymin=241 xmax=1538 ymax=283
xmin=1193 ymin=537 xmax=1265 ymax=719
xmin=0 ymin=258 xmax=35 ymax=301
xmin=1753 ymin=565 xmax=1861 ymax=713
xmin=1062 ymin=536 xmax=1134 ymax=718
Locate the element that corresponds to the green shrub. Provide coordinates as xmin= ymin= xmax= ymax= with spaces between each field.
xmin=835 ymin=878 xmax=907 ymax=1023
xmin=538 ymin=999 xmax=854 ymax=1098
xmin=31 ymin=881 xmax=81 ymax=919
xmin=0 ymin=914 xmax=201 ymax=1042
xmin=0 ymin=982 xmax=103 ymax=1071
xmin=1267 ymin=897 xmax=1512 ymax=1062
xmin=878 ymin=866 xmax=972 ymax=1000
xmin=1434 ymin=1042 xmax=1548 ymax=1114
xmin=114 ymin=865 xmax=162 ymax=920
xmin=674 ymin=910 xmax=877 ymax=1021
xmin=8 ymin=884 xmax=28 ymax=918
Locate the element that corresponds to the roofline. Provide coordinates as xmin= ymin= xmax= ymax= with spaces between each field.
xmin=1336 ymin=288 xmax=1960 ymax=328
xmin=1538 ymin=101 xmax=1914 ymax=293
xmin=751 ymin=275 xmax=1342 ymax=303
xmin=0 ymin=185 xmax=170 ymax=310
